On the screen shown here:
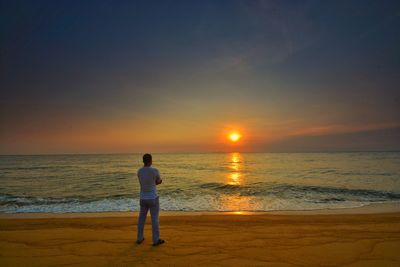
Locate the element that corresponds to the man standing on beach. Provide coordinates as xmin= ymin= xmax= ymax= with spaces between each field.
xmin=136 ymin=153 xmax=165 ymax=246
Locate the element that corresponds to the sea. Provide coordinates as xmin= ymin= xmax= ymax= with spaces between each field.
xmin=0 ymin=152 xmax=399 ymax=213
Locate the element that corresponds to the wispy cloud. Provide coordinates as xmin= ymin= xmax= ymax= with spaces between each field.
xmin=288 ymin=122 xmax=400 ymax=137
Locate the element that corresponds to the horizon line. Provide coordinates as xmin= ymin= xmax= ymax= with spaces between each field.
xmin=1 ymin=150 xmax=400 ymax=156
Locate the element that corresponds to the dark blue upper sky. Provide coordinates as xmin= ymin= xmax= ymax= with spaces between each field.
xmin=1 ymin=0 xmax=399 ymax=153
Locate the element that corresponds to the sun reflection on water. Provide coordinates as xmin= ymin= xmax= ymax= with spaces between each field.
xmin=227 ymin=152 xmax=243 ymax=185
xmin=228 ymin=172 xmax=241 ymax=185
xmin=222 ymin=152 xmax=262 ymax=211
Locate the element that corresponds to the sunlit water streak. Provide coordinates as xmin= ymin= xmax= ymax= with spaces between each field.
xmin=0 ymin=152 xmax=399 ymax=213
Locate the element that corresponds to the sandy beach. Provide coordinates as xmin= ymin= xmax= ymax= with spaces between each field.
xmin=1 ymin=208 xmax=400 ymax=267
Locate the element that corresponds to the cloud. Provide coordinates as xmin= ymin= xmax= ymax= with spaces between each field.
xmin=262 ymin=126 xmax=400 ymax=152
xmin=288 ymin=122 xmax=400 ymax=137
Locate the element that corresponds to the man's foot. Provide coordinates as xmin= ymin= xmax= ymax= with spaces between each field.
xmin=152 ymin=239 xmax=165 ymax=246
xmin=136 ymin=238 xmax=144 ymax=244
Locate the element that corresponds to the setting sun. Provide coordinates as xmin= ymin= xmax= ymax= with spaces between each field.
xmin=228 ymin=132 xmax=241 ymax=142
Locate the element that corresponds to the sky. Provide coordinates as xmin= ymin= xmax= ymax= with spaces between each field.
xmin=1 ymin=0 xmax=399 ymax=154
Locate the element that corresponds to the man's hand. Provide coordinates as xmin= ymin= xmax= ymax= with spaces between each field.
xmin=156 ymin=179 xmax=162 ymax=185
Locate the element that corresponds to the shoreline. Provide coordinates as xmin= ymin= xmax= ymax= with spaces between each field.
xmin=1 ymin=202 xmax=399 ymax=219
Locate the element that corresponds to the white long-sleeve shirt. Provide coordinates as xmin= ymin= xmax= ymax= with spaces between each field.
xmin=137 ymin=166 xmax=161 ymax=199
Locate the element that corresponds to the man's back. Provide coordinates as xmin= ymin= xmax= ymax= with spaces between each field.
xmin=137 ymin=166 xmax=160 ymax=199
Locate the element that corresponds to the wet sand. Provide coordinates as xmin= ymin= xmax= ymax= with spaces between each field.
xmin=1 ymin=210 xmax=400 ymax=266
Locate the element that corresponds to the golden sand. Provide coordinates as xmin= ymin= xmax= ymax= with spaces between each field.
xmin=1 ymin=212 xmax=400 ymax=266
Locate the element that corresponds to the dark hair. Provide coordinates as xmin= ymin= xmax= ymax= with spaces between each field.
xmin=143 ymin=153 xmax=152 ymax=165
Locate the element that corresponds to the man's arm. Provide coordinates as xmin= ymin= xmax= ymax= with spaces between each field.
xmin=155 ymin=169 xmax=162 ymax=185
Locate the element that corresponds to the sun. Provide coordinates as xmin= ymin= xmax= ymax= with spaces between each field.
xmin=228 ymin=132 xmax=241 ymax=142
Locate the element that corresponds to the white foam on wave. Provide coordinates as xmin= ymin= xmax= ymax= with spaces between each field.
xmin=0 ymin=194 xmax=396 ymax=213
xmin=0 ymin=198 xmax=139 ymax=213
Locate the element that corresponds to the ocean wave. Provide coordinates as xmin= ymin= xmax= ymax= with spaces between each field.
xmin=197 ymin=182 xmax=400 ymax=201
xmin=0 ymin=193 xmax=134 ymax=207
xmin=1 ymin=183 xmax=399 ymax=207
xmin=0 ymin=191 xmax=399 ymax=213
xmin=1 ymin=184 xmax=399 ymax=213
xmin=0 ymin=194 xmax=139 ymax=213
xmin=275 ymin=184 xmax=400 ymax=200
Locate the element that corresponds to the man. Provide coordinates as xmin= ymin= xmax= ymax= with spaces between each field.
xmin=136 ymin=153 xmax=165 ymax=246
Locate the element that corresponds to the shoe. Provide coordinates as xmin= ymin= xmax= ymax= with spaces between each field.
xmin=136 ymin=238 xmax=144 ymax=244
xmin=152 ymin=239 xmax=165 ymax=246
